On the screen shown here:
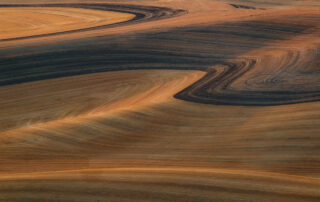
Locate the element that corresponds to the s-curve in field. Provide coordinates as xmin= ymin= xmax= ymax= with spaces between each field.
xmin=0 ymin=0 xmax=319 ymax=201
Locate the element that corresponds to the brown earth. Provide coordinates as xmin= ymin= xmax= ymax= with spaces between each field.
xmin=0 ymin=0 xmax=319 ymax=201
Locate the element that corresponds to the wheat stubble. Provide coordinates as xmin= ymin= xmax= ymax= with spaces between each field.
xmin=0 ymin=0 xmax=319 ymax=201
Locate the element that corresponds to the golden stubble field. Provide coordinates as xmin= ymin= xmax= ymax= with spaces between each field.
xmin=0 ymin=0 xmax=319 ymax=201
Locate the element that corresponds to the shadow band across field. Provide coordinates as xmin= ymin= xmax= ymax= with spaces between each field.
xmin=0 ymin=5 xmax=319 ymax=106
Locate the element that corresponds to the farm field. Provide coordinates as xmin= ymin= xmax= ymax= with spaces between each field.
xmin=0 ymin=0 xmax=319 ymax=201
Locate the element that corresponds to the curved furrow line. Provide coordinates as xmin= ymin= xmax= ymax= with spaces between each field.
xmin=0 ymin=3 xmax=186 ymax=42
xmin=1 ymin=10 xmax=319 ymax=106
xmin=175 ymin=47 xmax=320 ymax=105
xmin=0 ymin=167 xmax=319 ymax=202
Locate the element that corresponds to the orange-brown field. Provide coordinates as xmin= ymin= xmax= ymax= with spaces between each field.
xmin=0 ymin=0 xmax=319 ymax=201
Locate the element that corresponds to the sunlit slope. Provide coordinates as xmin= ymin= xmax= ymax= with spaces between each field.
xmin=0 ymin=70 xmax=204 ymax=134
xmin=0 ymin=70 xmax=319 ymax=201
xmin=1 ymin=70 xmax=319 ymax=177
xmin=0 ymin=7 xmax=134 ymax=40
